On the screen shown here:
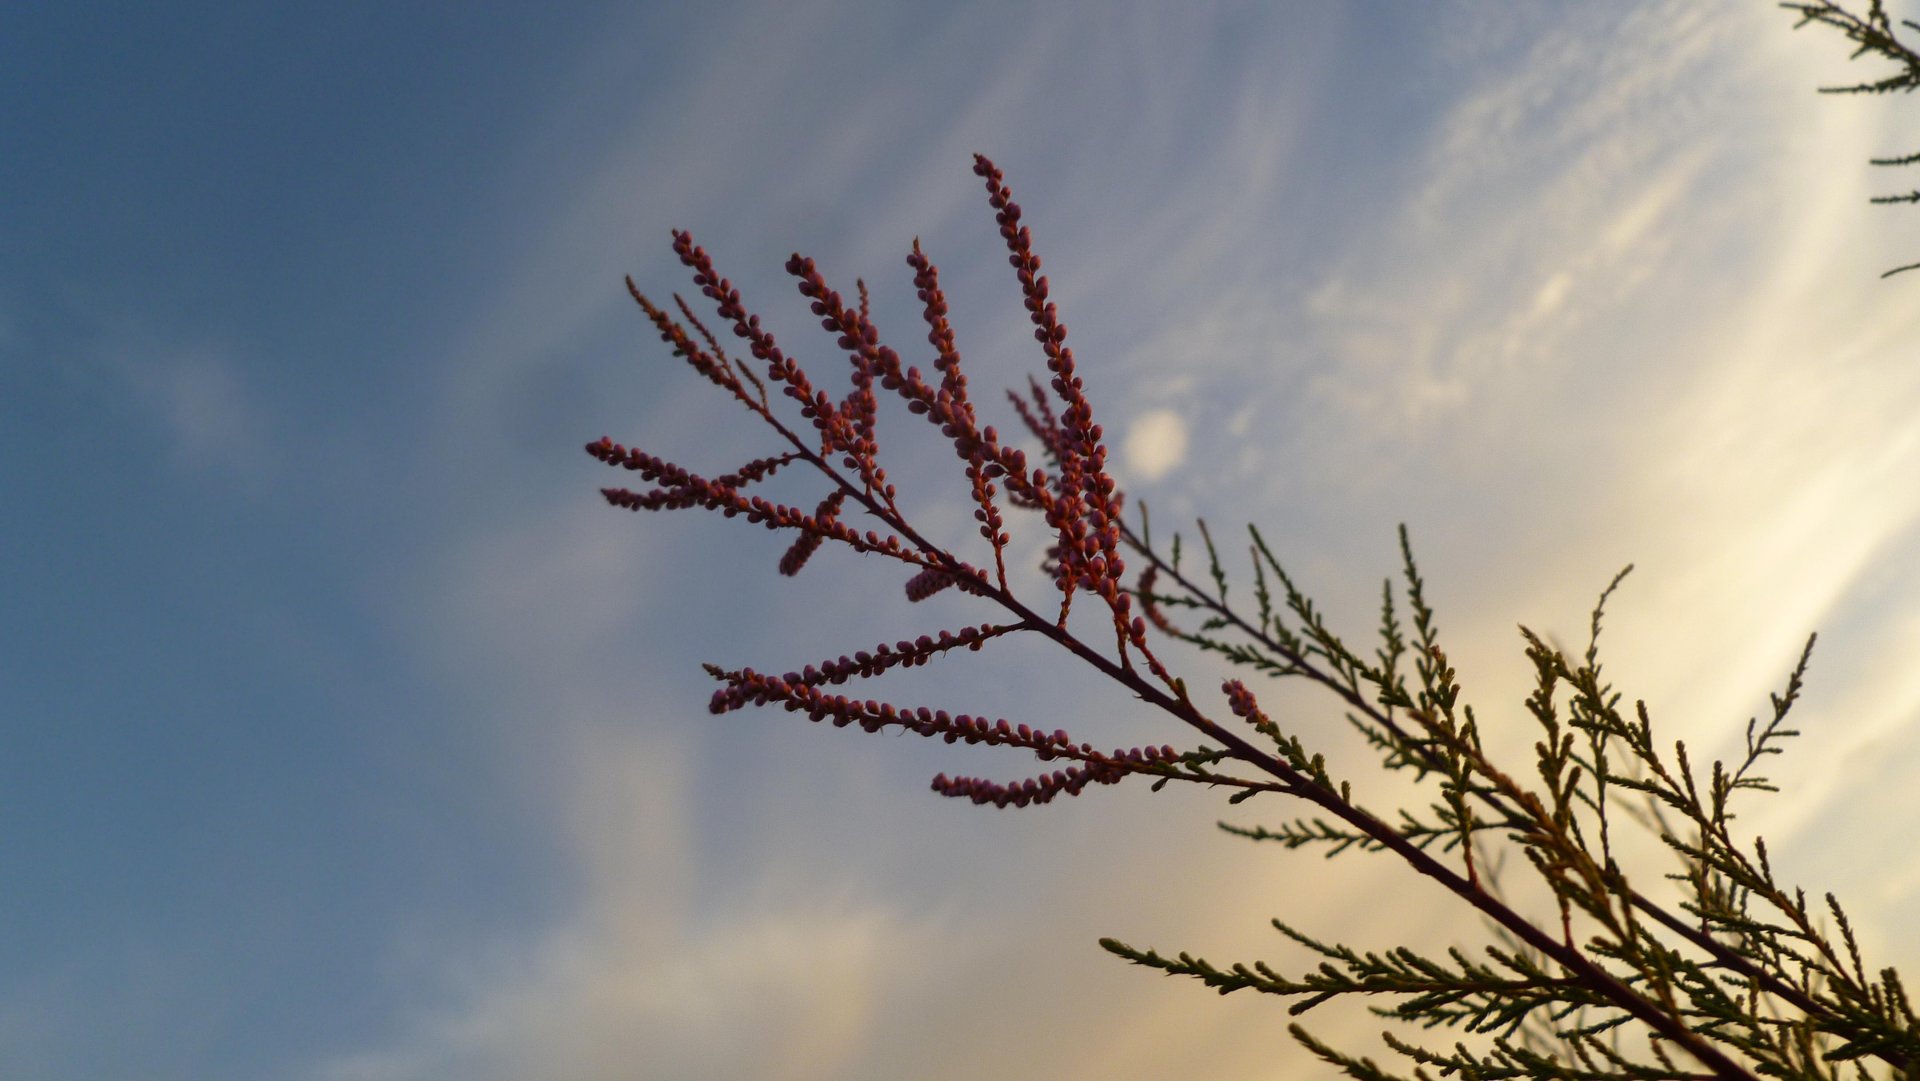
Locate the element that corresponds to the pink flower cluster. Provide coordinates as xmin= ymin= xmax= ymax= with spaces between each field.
xmin=931 ymin=738 xmax=1185 ymax=809
xmin=589 ymin=156 xmax=1211 ymax=811
xmin=929 ymin=767 xmax=1122 ymax=808
xmin=674 ymin=232 xmax=834 ymax=437
xmin=707 ymin=624 xmax=1015 ymax=708
xmin=975 ymin=155 xmax=1128 ymax=619
xmin=587 ymin=435 xmax=903 ymax=555
xmin=778 ymin=490 xmax=844 ymax=577
xmin=1222 ymin=678 xmax=1282 ymax=743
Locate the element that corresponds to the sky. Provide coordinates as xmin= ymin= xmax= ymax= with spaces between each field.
xmin=4 ymin=2 xmax=1919 ymax=1078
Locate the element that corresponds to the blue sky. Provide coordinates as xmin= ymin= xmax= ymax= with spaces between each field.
xmin=5 ymin=3 xmax=1919 ymax=1078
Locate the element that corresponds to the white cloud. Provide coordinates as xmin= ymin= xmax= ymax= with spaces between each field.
xmin=1123 ymin=408 xmax=1189 ymax=482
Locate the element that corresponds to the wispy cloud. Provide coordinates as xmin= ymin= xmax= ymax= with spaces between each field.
xmin=115 ymin=345 xmax=269 ymax=480
xmin=312 ymin=725 xmax=933 ymax=1081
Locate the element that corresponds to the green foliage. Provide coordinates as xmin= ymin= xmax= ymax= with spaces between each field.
xmin=1117 ymin=509 xmax=1919 ymax=1080
xmin=1784 ymin=1 xmax=1920 ymax=276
